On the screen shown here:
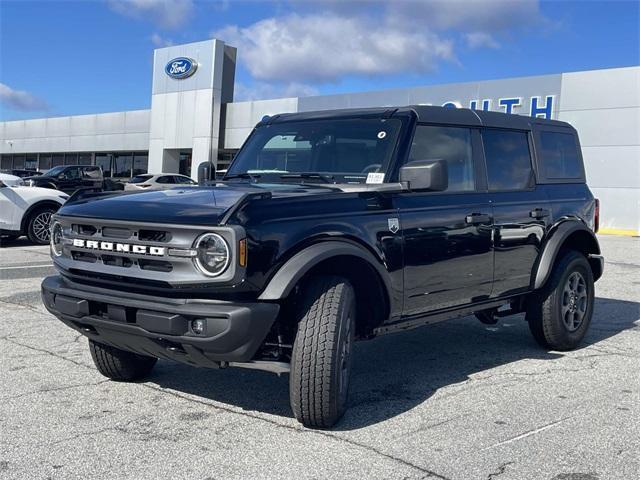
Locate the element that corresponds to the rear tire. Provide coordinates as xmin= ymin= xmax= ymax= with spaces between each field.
xmin=526 ymin=250 xmax=594 ymax=350
xmin=289 ymin=275 xmax=356 ymax=428
xmin=26 ymin=206 xmax=56 ymax=244
xmin=89 ymin=340 xmax=157 ymax=381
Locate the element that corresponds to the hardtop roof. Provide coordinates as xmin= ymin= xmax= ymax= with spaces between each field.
xmin=261 ymin=105 xmax=573 ymax=131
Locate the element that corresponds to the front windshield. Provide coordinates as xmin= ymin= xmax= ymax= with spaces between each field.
xmin=226 ymin=118 xmax=402 ymax=184
xmin=42 ymin=166 xmax=65 ymax=177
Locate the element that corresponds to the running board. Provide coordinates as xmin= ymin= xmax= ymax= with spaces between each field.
xmin=227 ymin=360 xmax=291 ymax=376
xmin=374 ymin=296 xmax=522 ymax=335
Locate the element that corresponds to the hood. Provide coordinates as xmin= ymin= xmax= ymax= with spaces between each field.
xmin=57 ymin=183 xmax=340 ymax=226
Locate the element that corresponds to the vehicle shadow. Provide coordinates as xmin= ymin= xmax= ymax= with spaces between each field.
xmin=148 ymin=296 xmax=639 ymax=429
xmin=0 ymin=236 xmax=35 ymax=248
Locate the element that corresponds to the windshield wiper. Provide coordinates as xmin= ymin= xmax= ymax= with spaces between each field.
xmin=224 ymin=172 xmax=262 ymax=181
xmin=279 ymin=172 xmax=335 ymax=183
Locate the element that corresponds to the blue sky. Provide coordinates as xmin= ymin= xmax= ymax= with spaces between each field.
xmin=1 ymin=0 xmax=638 ymax=121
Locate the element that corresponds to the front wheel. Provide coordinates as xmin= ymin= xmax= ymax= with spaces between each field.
xmin=26 ymin=206 xmax=56 ymax=244
xmin=289 ymin=275 xmax=356 ymax=428
xmin=526 ymin=250 xmax=595 ymax=350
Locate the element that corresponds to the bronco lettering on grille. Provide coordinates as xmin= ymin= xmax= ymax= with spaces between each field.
xmin=72 ymin=238 xmax=165 ymax=256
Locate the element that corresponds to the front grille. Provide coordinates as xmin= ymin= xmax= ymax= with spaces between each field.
xmin=139 ymin=229 xmax=171 ymax=242
xmin=54 ymin=215 xmax=242 ymax=291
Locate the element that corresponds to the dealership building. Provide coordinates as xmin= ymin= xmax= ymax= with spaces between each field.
xmin=0 ymin=39 xmax=638 ymax=235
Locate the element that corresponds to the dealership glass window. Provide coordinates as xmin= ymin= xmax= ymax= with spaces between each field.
xmin=482 ymin=130 xmax=533 ymax=191
xmin=1 ymin=155 xmax=12 ymax=169
xmin=25 ymin=154 xmax=38 ymax=170
xmin=52 ymin=154 xmax=64 ymax=167
xmin=113 ymin=153 xmax=133 ymax=178
xmin=408 ymin=125 xmax=475 ymax=192
xmin=39 ymin=154 xmax=52 ymax=171
xmin=95 ymin=154 xmax=112 ymax=177
xmin=12 ymin=155 xmax=25 ymax=169
xmin=78 ymin=153 xmax=91 ymax=165
xmin=133 ymin=152 xmax=148 ymax=176
xmin=64 ymin=153 xmax=78 ymax=165
xmin=540 ymin=131 xmax=582 ymax=179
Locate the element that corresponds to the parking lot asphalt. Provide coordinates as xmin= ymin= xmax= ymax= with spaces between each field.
xmin=0 ymin=235 xmax=638 ymax=480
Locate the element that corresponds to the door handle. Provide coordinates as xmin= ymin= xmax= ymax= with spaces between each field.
xmin=530 ymin=208 xmax=550 ymax=219
xmin=465 ymin=213 xmax=492 ymax=225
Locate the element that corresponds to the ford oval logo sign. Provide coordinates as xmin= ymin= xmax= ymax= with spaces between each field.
xmin=165 ymin=57 xmax=197 ymax=79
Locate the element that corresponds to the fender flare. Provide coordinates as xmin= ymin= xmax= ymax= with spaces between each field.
xmin=258 ymin=240 xmax=392 ymax=301
xmin=533 ymin=220 xmax=601 ymax=290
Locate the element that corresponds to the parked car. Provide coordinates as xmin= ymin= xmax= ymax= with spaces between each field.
xmin=42 ymin=105 xmax=603 ymax=428
xmin=1 ymin=169 xmax=42 ymax=178
xmin=124 ymin=173 xmax=196 ymax=191
xmin=0 ymin=179 xmax=68 ymax=244
xmin=0 ymin=172 xmax=25 ymax=187
xmin=25 ymin=165 xmax=103 ymax=194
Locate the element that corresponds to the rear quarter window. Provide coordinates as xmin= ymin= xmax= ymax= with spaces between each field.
xmin=539 ymin=131 xmax=582 ymax=179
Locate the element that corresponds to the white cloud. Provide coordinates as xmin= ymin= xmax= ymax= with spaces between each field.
xmin=150 ymin=32 xmax=173 ymax=47
xmin=464 ymin=32 xmax=500 ymax=49
xmin=214 ymin=13 xmax=456 ymax=83
xmin=108 ymin=0 xmax=193 ymax=29
xmin=0 ymin=83 xmax=49 ymax=112
xmin=213 ymin=1 xmax=547 ymax=88
xmin=234 ymin=82 xmax=320 ymax=101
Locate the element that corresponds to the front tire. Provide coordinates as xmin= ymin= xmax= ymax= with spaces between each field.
xmin=26 ymin=206 xmax=56 ymax=244
xmin=89 ymin=340 xmax=157 ymax=381
xmin=526 ymin=250 xmax=595 ymax=350
xmin=289 ymin=275 xmax=356 ymax=428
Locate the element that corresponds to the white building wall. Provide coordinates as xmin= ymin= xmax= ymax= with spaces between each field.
xmin=0 ymin=110 xmax=150 ymax=154
xmin=557 ymin=67 xmax=640 ymax=235
xmin=223 ymin=97 xmax=299 ymax=149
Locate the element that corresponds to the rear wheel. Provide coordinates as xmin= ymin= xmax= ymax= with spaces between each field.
xmin=289 ymin=275 xmax=355 ymax=428
xmin=26 ymin=206 xmax=56 ymax=244
xmin=526 ymin=250 xmax=594 ymax=350
xmin=89 ymin=340 xmax=157 ymax=381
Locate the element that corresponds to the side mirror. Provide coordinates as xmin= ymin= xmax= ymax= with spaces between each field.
xmin=399 ymin=159 xmax=448 ymax=192
xmin=197 ymin=162 xmax=216 ymax=186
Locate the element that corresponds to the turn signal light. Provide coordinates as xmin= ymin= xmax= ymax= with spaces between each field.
xmin=594 ymin=198 xmax=600 ymax=233
xmin=238 ymin=238 xmax=247 ymax=267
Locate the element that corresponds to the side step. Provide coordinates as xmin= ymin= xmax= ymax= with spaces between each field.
xmin=226 ymin=360 xmax=291 ymax=376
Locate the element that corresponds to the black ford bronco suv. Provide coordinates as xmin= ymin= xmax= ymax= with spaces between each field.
xmin=42 ymin=106 xmax=603 ymax=428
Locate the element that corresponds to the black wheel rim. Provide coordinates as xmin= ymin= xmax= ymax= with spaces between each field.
xmin=561 ymin=271 xmax=588 ymax=332
xmin=33 ymin=211 xmax=52 ymax=242
xmin=338 ymin=313 xmax=353 ymax=401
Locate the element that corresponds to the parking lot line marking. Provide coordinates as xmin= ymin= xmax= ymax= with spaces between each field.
xmin=0 ymin=264 xmax=53 ymax=270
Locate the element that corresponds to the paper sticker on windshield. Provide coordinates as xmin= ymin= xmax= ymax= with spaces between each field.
xmin=377 ymin=131 xmax=387 ymax=139
xmin=366 ymin=172 xmax=385 ymax=184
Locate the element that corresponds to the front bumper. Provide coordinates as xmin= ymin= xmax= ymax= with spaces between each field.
xmin=41 ymin=275 xmax=280 ymax=368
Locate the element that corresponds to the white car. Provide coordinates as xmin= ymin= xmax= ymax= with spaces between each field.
xmin=0 ymin=172 xmax=25 ymax=187
xmin=124 ymin=173 xmax=196 ymax=191
xmin=0 ymin=179 xmax=69 ymax=245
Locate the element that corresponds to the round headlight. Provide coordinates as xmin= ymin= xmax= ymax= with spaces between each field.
xmin=50 ymin=221 xmax=63 ymax=257
xmin=193 ymin=233 xmax=230 ymax=277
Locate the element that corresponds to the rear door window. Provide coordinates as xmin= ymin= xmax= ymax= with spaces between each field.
xmin=482 ymin=130 xmax=533 ymax=191
xmin=539 ymin=131 xmax=582 ymax=179
xmin=156 ymin=176 xmax=173 ymax=184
